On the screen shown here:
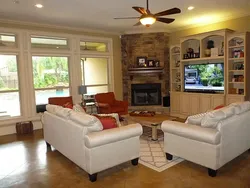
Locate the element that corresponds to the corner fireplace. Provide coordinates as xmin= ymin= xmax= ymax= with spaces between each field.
xmin=131 ymin=83 xmax=162 ymax=106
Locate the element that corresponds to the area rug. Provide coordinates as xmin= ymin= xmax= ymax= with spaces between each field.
xmin=139 ymin=127 xmax=184 ymax=172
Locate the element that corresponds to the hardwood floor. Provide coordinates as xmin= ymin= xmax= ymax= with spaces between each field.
xmin=0 ymin=130 xmax=250 ymax=188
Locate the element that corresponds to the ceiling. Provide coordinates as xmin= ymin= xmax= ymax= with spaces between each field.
xmin=1 ymin=0 xmax=250 ymax=34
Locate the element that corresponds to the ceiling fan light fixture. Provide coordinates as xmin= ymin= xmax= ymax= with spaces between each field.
xmin=140 ymin=14 xmax=156 ymax=26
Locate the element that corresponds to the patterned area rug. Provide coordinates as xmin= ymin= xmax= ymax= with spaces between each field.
xmin=139 ymin=127 xmax=184 ymax=172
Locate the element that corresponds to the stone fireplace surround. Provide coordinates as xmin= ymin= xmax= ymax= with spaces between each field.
xmin=121 ymin=32 xmax=170 ymax=113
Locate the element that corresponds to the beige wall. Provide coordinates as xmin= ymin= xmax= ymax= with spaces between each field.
xmin=84 ymin=58 xmax=108 ymax=86
xmin=170 ymin=15 xmax=250 ymax=45
xmin=0 ymin=21 xmax=123 ymax=100
xmin=111 ymin=36 xmax=122 ymax=100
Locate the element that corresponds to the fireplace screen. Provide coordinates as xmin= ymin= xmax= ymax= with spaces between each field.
xmin=131 ymin=83 xmax=161 ymax=106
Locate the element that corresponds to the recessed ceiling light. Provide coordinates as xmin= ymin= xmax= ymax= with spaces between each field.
xmin=13 ymin=0 xmax=19 ymax=4
xmin=188 ymin=6 xmax=195 ymax=10
xmin=35 ymin=4 xmax=43 ymax=8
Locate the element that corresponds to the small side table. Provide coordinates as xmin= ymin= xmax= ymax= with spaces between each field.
xmin=85 ymin=102 xmax=97 ymax=114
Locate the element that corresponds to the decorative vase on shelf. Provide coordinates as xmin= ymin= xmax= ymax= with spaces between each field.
xmin=205 ymin=40 xmax=214 ymax=57
xmin=205 ymin=49 xmax=211 ymax=57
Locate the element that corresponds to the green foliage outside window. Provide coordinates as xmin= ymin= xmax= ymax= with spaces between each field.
xmin=33 ymin=57 xmax=69 ymax=89
xmin=0 ymin=55 xmax=18 ymax=90
xmin=0 ymin=77 xmax=4 ymax=88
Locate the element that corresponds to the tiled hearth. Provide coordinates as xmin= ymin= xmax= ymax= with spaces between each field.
xmin=128 ymin=106 xmax=170 ymax=114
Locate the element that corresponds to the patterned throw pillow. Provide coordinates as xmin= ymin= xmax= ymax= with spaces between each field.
xmin=96 ymin=113 xmax=121 ymax=127
xmin=93 ymin=115 xmax=118 ymax=130
xmin=214 ymin=105 xmax=225 ymax=110
xmin=63 ymin=102 xmax=73 ymax=109
xmin=73 ymin=104 xmax=86 ymax=113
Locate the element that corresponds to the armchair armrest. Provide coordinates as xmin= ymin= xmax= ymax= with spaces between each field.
xmin=162 ymin=120 xmax=221 ymax=145
xmin=113 ymin=100 xmax=128 ymax=107
xmin=96 ymin=102 xmax=110 ymax=108
xmin=84 ymin=123 xmax=142 ymax=148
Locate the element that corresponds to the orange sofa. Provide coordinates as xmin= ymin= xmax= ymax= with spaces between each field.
xmin=95 ymin=92 xmax=128 ymax=116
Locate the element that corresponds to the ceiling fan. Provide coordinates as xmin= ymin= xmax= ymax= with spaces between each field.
xmin=114 ymin=0 xmax=181 ymax=27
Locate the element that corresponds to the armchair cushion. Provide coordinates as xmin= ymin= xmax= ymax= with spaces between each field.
xmin=111 ymin=106 xmax=125 ymax=113
xmin=97 ymin=103 xmax=110 ymax=108
xmin=113 ymin=100 xmax=128 ymax=107
xmin=95 ymin=92 xmax=128 ymax=115
xmin=95 ymin=92 xmax=115 ymax=105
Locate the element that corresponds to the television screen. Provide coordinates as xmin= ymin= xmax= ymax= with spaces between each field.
xmin=184 ymin=63 xmax=224 ymax=93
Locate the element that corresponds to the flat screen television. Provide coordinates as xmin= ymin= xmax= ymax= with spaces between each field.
xmin=184 ymin=63 xmax=224 ymax=93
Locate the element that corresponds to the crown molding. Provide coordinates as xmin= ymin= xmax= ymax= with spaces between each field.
xmin=122 ymin=27 xmax=170 ymax=35
xmin=1 ymin=13 xmax=249 ymax=37
xmin=0 ymin=18 xmax=122 ymax=36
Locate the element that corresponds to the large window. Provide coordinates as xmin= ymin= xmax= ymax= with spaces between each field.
xmin=31 ymin=36 xmax=69 ymax=49
xmin=32 ymin=56 xmax=70 ymax=104
xmin=0 ymin=33 xmax=17 ymax=48
xmin=80 ymin=41 xmax=107 ymax=52
xmin=81 ymin=57 xmax=109 ymax=94
xmin=0 ymin=55 xmax=20 ymax=117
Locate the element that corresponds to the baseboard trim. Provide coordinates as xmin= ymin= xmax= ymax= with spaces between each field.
xmin=0 ymin=121 xmax=43 ymax=136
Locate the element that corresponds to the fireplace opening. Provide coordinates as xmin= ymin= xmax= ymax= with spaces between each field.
xmin=131 ymin=83 xmax=161 ymax=106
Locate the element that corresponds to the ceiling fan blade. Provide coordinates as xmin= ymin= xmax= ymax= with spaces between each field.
xmin=134 ymin=22 xmax=141 ymax=26
xmin=132 ymin=6 xmax=147 ymax=14
xmin=114 ymin=17 xmax=140 ymax=19
xmin=154 ymin=8 xmax=181 ymax=17
xmin=156 ymin=17 xmax=175 ymax=24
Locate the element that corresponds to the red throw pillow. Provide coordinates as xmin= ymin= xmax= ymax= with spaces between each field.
xmin=63 ymin=102 xmax=73 ymax=109
xmin=93 ymin=115 xmax=118 ymax=130
xmin=214 ymin=105 xmax=224 ymax=110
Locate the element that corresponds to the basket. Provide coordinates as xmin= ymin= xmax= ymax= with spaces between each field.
xmin=16 ymin=121 xmax=33 ymax=135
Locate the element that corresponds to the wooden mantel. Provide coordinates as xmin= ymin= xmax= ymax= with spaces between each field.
xmin=128 ymin=67 xmax=164 ymax=80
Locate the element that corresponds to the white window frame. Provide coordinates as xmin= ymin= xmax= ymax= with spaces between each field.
xmin=0 ymin=28 xmax=114 ymax=126
xmin=31 ymin=55 xmax=71 ymax=104
xmin=0 ymin=29 xmax=24 ymax=124
xmin=79 ymin=36 xmax=114 ymax=94
xmin=81 ymin=56 xmax=112 ymax=94
xmin=27 ymin=31 xmax=73 ymax=113
xmin=0 ymin=53 xmax=21 ymax=118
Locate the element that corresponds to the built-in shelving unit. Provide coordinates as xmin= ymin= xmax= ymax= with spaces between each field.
xmin=170 ymin=45 xmax=181 ymax=92
xmin=179 ymin=29 xmax=231 ymax=95
xmin=181 ymin=56 xmax=224 ymax=62
xmin=169 ymin=29 xmax=250 ymax=118
xmin=226 ymin=32 xmax=250 ymax=102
